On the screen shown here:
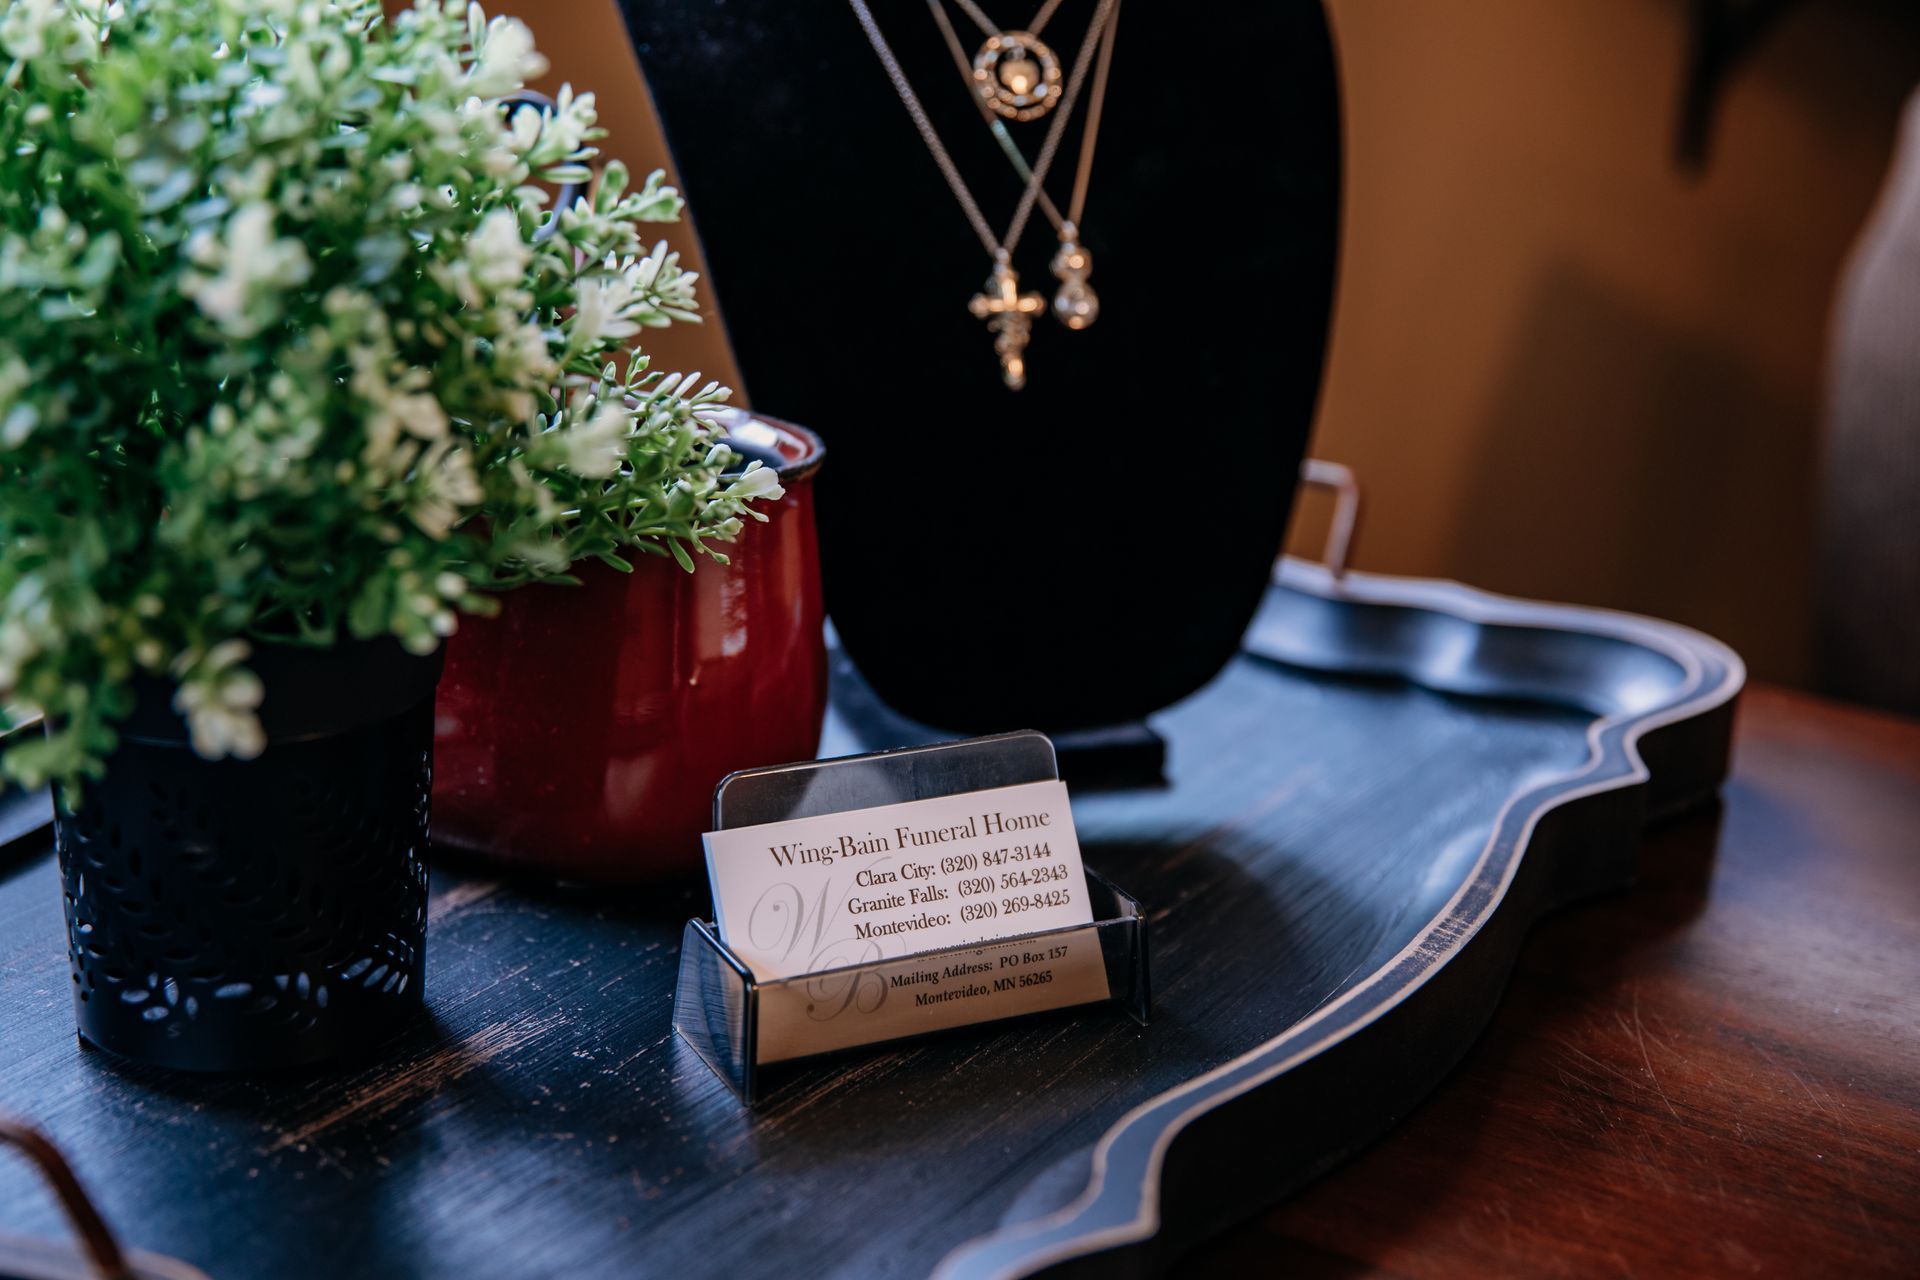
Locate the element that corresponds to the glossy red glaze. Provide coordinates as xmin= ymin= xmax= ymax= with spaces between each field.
xmin=432 ymin=414 xmax=826 ymax=881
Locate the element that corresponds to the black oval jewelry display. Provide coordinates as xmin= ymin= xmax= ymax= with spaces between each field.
xmin=617 ymin=0 xmax=1341 ymax=735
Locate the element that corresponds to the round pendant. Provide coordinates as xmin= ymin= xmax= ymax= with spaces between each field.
xmin=972 ymin=30 xmax=1062 ymax=121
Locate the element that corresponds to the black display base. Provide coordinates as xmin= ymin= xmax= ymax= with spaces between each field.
xmin=1048 ymin=721 xmax=1167 ymax=791
xmin=825 ymin=638 xmax=1168 ymax=791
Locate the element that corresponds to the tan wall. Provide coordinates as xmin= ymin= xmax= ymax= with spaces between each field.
xmin=485 ymin=0 xmax=744 ymax=397
xmin=1293 ymin=0 xmax=1920 ymax=685
xmin=487 ymin=1 xmax=1917 ymax=686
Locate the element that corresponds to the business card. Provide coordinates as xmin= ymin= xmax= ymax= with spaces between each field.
xmin=702 ymin=779 xmax=1095 ymax=980
xmin=751 ymin=927 xmax=1112 ymax=1063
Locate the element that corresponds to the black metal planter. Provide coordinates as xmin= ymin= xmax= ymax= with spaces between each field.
xmin=53 ymin=641 xmax=443 ymax=1073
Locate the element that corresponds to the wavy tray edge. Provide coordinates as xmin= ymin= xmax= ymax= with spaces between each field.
xmin=935 ymin=559 xmax=1746 ymax=1279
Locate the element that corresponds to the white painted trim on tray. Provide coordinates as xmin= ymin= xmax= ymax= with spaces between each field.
xmin=933 ymin=559 xmax=1746 ymax=1280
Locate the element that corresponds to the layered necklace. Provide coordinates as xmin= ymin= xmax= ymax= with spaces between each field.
xmin=846 ymin=0 xmax=1122 ymax=389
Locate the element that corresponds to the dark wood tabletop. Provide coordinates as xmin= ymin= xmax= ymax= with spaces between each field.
xmin=0 ymin=674 xmax=1911 ymax=1278
xmin=1193 ymin=685 xmax=1920 ymax=1277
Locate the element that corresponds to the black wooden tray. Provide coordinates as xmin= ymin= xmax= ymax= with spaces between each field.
xmin=0 ymin=560 xmax=1741 ymax=1279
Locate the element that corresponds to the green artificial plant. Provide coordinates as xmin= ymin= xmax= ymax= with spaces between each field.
xmin=0 ymin=0 xmax=785 ymax=791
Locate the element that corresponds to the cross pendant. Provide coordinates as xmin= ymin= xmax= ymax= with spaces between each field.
xmin=968 ymin=261 xmax=1046 ymax=390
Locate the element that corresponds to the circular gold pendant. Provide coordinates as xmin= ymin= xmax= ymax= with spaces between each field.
xmin=972 ymin=31 xmax=1062 ymax=121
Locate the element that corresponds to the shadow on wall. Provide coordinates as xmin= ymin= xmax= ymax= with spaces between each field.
xmin=1305 ymin=0 xmax=1920 ymax=688
xmin=1450 ymin=259 xmax=1814 ymax=679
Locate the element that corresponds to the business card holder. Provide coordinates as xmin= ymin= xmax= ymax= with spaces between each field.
xmin=672 ymin=732 xmax=1151 ymax=1105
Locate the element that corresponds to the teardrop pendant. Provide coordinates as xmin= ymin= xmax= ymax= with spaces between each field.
xmin=1050 ymin=227 xmax=1098 ymax=330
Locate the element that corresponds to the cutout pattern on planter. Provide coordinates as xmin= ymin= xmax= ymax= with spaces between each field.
xmin=56 ymin=702 xmax=434 ymax=1072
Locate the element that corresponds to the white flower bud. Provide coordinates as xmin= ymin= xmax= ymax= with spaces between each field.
xmin=726 ymin=463 xmax=785 ymax=504
xmin=466 ymin=16 xmax=548 ymax=98
xmin=560 ymin=401 xmax=631 ymax=478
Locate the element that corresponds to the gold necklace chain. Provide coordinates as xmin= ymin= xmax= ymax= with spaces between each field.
xmin=925 ymin=0 xmax=1117 ymax=238
xmin=846 ymin=0 xmax=1119 ymax=387
xmin=930 ymin=0 xmax=1121 ymax=341
xmin=846 ymin=0 xmax=1114 ymax=262
xmin=952 ymin=0 xmax=1069 ymax=39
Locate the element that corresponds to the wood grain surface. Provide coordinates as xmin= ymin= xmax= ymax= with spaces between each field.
xmin=0 ymin=649 xmax=1605 ymax=1280
xmin=0 ymin=666 xmax=1904 ymax=1278
xmin=1193 ymin=685 xmax=1920 ymax=1277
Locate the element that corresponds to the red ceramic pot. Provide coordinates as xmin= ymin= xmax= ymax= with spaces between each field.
xmin=431 ymin=412 xmax=826 ymax=882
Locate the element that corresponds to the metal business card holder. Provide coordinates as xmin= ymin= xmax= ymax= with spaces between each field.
xmin=671 ymin=731 xmax=1150 ymax=1106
